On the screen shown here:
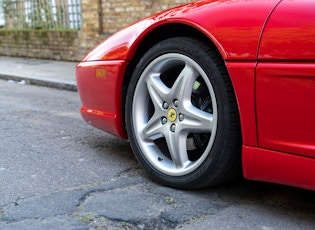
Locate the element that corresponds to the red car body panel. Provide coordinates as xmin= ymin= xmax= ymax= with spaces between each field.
xmin=255 ymin=0 xmax=315 ymax=158
xmin=243 ymin=146 xmax=315 ymax=191
xmin=246 ymin=0 xmax=315 ymax=190
xmin=256 ymin=64 xmax=315 ymax=158
xmin=76 ymin=0 xmax=315 ymax=190
xmin=259 ymin=0 xmax=315 ymax=60
xmin=83 ymin=0 xmax=280 ymax=62
xmin=225 ymin=62 xmax=257 ymax=147
xmin=76 ymin=61 xmax=128 ymax=138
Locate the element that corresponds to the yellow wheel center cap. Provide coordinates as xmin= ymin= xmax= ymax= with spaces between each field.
xmin=167 ymin=108 xmax=177 ymax=122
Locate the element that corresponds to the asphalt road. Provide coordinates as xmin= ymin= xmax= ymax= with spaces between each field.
xmin=0 ymin=80 xmax=315 ymax=230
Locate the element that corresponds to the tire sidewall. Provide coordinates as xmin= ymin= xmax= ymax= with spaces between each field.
xmin=126 ymin=38 xmax=235 ymax=189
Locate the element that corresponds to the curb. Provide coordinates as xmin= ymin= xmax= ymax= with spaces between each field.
xmin=0 ymin=74 xmax=77 ymax=92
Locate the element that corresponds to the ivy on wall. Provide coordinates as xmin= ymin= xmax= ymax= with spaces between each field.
xmin=1 ymin=0 xmax=80 ymax=30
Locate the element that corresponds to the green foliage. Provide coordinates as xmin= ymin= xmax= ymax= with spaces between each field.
xmin=1 ymin=0 xmax=80 ymax=30
xmin=27 ymin=0 xmax=54 ymax=29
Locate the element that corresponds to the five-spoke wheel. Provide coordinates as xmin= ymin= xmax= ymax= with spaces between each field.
xmin=126 ymin=38 xmax=241 ymax=189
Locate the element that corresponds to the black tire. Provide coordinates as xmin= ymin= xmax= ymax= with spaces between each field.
xmin=125 ymin=37 xmax=242 ymax=189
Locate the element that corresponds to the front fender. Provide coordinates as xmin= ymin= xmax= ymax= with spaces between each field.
xmin=82 ymin=0 xmax=280 ymax=62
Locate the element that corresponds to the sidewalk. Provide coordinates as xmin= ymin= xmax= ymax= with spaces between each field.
xmin=0 ymin=56 xmax=77 ymax=91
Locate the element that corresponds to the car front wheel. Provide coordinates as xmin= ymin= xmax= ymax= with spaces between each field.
xmin=126 ymin=37 xmax=241 ymax=189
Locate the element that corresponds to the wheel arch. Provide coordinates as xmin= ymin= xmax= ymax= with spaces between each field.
xmin=121 ymin=23 xmax=237 ymax=133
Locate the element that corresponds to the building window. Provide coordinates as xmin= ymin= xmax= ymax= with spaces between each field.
xmin=0 ymin=0 xmax=81 ymax=29
xmin=0 ymin=0 xmax=5 ymax=27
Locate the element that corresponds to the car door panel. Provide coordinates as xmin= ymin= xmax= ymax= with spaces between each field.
xmin=256 ymin=63 xmax=315 ymax=158
xmin=257 ymin=0 xmax=315 ymax=158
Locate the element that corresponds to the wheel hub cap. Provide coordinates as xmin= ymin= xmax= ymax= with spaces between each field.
xmin=167 ymin=108 xmax=177 ymax=122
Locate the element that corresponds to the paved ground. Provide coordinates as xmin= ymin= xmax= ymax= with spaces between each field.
xmin=0 ymin=56 xmax=77 ymax=91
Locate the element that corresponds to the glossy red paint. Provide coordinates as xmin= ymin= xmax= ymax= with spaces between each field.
xmin=255 ymin=1 xmax=315 ymax=158
xmin=226 ymin=62 xmax=257 ymax=146
xmin=256 ymin=63 xmax=315 ymax=158
xmin=76 ymin=61 xmax=128 ymax=138
xmin=243 ymin=146 xmax=315 ymax=191
xmin=83 ymin=0 xmax=280 ymax=62
xmin=77 ymin=0 xmax=315 ymax=190
xmin=259 ymin=0 xmax=315 ymax=60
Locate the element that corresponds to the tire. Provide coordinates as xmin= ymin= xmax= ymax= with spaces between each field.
xmin=125 ymin=37 xmax=242 ymax=189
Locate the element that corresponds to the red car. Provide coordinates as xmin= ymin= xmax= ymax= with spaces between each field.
xmin=76 ymin=0 xmax=315 ymax=190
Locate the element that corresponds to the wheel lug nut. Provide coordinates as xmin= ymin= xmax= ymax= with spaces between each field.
xmin=179 ymin=114 xmax=184 ymax=121
xmin=170 ymin=124 xmax=176 ymax=132
xmin=161 ymin=117 xmax=167 ymax=124
xmin=163 ymin=102 xmax=169 ymax=109
xmin=173 ymin=99 xmax=179 ymax=107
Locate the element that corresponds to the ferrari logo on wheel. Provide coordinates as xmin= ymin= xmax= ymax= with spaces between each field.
xmin=167 ymin=108 xmax=177 ymax=122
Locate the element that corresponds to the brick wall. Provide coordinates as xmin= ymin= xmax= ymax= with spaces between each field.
xmin=0 ymin=30 xmax=82 ymax=61
xmin=0 ymin=0 xmax=193 ymax=61
xmin=101 ymin=0 xmax=193 ymax=34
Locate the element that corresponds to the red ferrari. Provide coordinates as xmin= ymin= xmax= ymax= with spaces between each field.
xmin=76 ymin=0 xmax=315 ymax=190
